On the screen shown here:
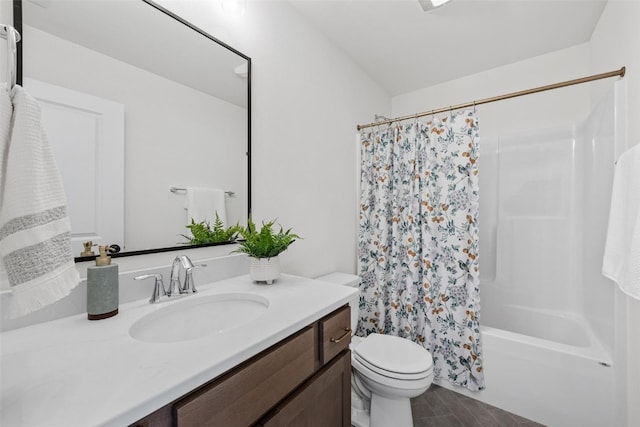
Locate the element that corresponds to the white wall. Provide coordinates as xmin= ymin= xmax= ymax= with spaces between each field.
xmin=392 ymin=43 xmax=592 ymax=136
xmin=153 ymin=0 xmax=390 ymax=278
xmin=589 ymin=1 xmax=640 ymax=425
xmin=590 ymin=0 xmax=640 ymax=150
xmin=22 ymin=25 xmax=248 ymax=252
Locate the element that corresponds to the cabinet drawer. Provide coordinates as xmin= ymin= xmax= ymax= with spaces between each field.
xmin=259 ymin=350 xmax=351 ymax=427
xmin=318 ymin=305 xmax=351 ymax=365
xmin=174 ymin=326 xmax=316 ymax=427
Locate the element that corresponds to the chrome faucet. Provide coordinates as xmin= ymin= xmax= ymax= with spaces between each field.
xmin=134 ymin=273 xmax=166 ymax=304
xmin=168 ymin=255 xmax=207 ymax=296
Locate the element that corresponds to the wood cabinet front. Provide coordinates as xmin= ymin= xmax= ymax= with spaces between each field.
xmin=175 ymin=326 xmax=316 ymax=427
xmin=318 ymin=305 xmax=351 ymax=365
xmin=259 ymin=350 xmax=351 ymax=427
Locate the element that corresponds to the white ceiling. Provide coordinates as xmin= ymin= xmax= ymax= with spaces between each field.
xmin=288 ymin=0 xmax=608 ymax=96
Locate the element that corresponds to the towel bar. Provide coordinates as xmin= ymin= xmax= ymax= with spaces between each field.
xmin=170 ymin=187 xmax=235 ymax=197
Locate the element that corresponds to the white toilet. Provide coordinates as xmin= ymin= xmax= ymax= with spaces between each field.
xmin=317 ymin=273 xmax=434 ymax=427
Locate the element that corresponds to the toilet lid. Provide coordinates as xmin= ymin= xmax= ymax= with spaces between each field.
xmin=353 ymin=352 xmax=433 ymax=381
xmin=353 ymin=334 xmax=433 ymax=377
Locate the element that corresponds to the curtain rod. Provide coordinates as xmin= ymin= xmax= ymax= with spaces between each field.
xmin=357 ymin=66 xmax=626 ymax=131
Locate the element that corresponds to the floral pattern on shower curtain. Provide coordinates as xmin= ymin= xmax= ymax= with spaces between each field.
xmin=357 ymin=110 xmax=484 ymax=391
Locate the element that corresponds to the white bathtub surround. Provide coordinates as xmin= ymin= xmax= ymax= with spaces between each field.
xmin=0 ymin=274 xmax=357 ymax=426
xmin=0 ymin=84 xmax=80 ymax=318
xmin=603 ymin=143 xmax=640 ymax=300
xmin=357 ymin=110 xmax=484 ymax=391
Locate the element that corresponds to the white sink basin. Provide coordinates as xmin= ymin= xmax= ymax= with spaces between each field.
xmin=129 ymin=293 xmax=269 ymax=343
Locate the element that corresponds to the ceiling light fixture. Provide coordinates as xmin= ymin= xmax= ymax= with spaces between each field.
xmin=418 ymin=0 xmax=453 ymax=12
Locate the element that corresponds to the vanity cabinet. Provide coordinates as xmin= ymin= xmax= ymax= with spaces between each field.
xmin=130 ymin=305 xmax=351 ymax=427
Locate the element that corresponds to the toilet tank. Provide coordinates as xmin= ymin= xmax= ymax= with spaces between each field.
xmin=315 ymin=272 xmax=361 ymax=334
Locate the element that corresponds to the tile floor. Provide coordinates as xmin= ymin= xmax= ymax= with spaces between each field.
xmin=411 ymin=385 xmax=546 ymax=427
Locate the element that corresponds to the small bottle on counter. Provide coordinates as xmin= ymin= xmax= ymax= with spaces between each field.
xmin=80 ymin=240 xmax=96 ymax=257
xmin=86 ymin=245 xmax=119 ymax=320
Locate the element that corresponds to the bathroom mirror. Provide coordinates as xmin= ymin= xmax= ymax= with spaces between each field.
xmin=14 ymin=0 xmax=251 ymax=260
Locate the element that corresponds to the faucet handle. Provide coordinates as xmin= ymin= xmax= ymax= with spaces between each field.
xmin=182 ymin=264 xmax=207 ymax=294
xmin=134 ymin=273 xmax=166 ymax=304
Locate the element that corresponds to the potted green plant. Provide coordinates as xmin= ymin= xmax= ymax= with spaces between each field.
xmin=234 ymin=218 xmax=301 ymax=284
xmin=181 ymin=213 xmax=241 ymax=245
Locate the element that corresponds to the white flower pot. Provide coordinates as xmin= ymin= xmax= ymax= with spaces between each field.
xmin=249 ymin=256 xmax=281 ymax=284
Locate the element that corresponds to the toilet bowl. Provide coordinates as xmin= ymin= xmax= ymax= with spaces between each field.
xmin=316 ymin=273 xmax=434 ymax=427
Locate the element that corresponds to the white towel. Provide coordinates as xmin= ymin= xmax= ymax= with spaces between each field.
xmin=185 ymin=187 xmax=227 ymax=227
xmin=1 ymin=85 xmax=12 ymax=292
xmin=0 ymin=84 xmax=80 ymax=318
xmin=602 ymin=144 xmax=640 ymax=300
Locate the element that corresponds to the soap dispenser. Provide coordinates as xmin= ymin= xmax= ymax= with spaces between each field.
xmin=86 ymin=245 xmax=119 ymax=320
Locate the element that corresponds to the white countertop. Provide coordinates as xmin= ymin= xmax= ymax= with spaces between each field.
xmin=0 ymin=274 xmax=357 ymax=427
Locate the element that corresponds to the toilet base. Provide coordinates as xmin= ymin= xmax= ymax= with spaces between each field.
xmin=351 ymin=389 xmax=370 ymax=427
xmin=350 ymin=390 xmax=416 ymax=427
xmin=369 ymin=394 xmax=414 ymax=427
xmin=351 ymin=406 xmax=370 ymax=427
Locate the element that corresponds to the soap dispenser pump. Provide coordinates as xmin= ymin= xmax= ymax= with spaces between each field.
xmin=86 ymin=245 xmax=119 ymax=320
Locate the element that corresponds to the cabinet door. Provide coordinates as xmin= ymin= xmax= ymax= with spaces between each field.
xmin=259 ymin=350 xmax=351 ymax=427
xmin=174 ymin=326 xmax=316 ymax=427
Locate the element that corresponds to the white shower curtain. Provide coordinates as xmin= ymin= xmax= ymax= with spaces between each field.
xmin=357 ymin=110 xmax=485 ymax=391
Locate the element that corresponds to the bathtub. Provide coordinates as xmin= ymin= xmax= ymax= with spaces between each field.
xmin=435 ymin=305 xmax=615 ymax=427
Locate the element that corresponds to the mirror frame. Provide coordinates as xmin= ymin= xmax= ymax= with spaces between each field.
xmin=13 ymin=0 xmax=252 ymax=261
